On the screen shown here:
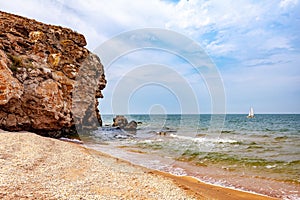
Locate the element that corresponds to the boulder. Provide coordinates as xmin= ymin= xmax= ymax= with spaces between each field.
xmin=0 ymin=11 xmax=106 ymax=138
xmin=112 ymin=115 xmax=137 ymax=133
xmin=112 ymin=115 xmax=128 ymax=129
xmin=124 ymin=121 xmax=137 ymax=131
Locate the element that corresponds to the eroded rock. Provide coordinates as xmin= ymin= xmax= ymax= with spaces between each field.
xmin=112 ymin=115 xmax=128 ymax=129
xmin=0 ymin=11 xmax=106 ymax=138
xmin=112 ymin=115 xmax=137 ymax=133
xmin=124 ymin=121 xmax=137 ymax=131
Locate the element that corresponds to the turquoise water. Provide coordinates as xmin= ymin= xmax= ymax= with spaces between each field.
xmin=83 ymin=114 xmax=300 ymax=199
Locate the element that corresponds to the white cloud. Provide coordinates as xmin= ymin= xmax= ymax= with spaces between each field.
xmin=206 ymin=40 xmax=236 ymax=55
xmin=260 ymin=36 xmax=292 ymax=51
xmin=279 ymin=0 xmax=298 ymax=9
xmin=167 ymin=0 xmax=266 ymax=32
xmin=61 ymin=0 xmax=174 ymax=49
xmin=165 ymin=0 xmax=299 ymax=61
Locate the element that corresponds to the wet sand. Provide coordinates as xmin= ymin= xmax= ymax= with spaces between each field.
xmin=0 ymin=130 xmax=277 ymax=199
xmin=154 ymin=171 xmax=278 ymax=200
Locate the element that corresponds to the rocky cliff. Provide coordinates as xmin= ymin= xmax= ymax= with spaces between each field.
xmin=0 ymin=11 xmax=106 ymax=138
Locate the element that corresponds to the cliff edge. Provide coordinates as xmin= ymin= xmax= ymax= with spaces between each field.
xmin=0 ymin=11 xmax=106 ymax=138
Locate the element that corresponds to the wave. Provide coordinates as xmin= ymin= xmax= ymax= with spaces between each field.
xmin=177 ymin=150 xmax=293 ymax=169
xmin=169 ymin=133 xmax=238 ymax=144
xmin=59 ymin=137 xmax=83 ymax=144
xmin=91 ymin=127 xmax=134 ymax=141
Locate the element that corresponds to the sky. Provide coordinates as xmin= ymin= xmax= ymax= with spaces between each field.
xmin=1 ymin=0 xmax=300 ymax=114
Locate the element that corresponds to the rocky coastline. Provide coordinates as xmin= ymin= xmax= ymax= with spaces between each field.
xmin=0 ymin=11 xmax=282 ymax=200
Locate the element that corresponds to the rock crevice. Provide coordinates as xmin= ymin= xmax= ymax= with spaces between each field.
xmin=0 ymin=11 xmax=106 ymax=138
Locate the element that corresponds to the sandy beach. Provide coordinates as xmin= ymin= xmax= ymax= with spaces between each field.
xmin=0 ymin=130 xmax=278 ymax=200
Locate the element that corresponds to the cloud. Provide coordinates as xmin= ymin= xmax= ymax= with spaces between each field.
xmin=2 ymin=0 xmax=298 ymax=58
xmin=205 ymin=40 xmax=236 ymax=56
xmin=60 ymin=0 xmax=174 ymax=49
xmin=260 ymin=36 xmax=292 ymax=51
xmin=166 ymin=0 xmax=300 ymax=64
xmin=279 ymin=0 xmax=298 ymax=9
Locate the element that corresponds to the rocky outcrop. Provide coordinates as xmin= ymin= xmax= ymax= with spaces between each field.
xmin=0 ymin=11 xmax=106 ymax=138
xmin=112 ymin=115 xmax=137 ymax=133
xmin=125 ymin=121 xmax=137 ymax=131
xmin=112 ymin=115 xmax=128 ymax=129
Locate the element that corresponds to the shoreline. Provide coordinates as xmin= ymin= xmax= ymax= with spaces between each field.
xmin=85 ymin=139 xmax=299 ymax=199
xmin=85 ymin=143 xmax=278 ymax=200
xmin=0 ymin=130 xmax=278 ymax=199
xmin=153 ymin=171 xmax=278 ymax=200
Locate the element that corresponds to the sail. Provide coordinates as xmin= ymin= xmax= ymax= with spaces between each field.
xmin=247 ymin=107 xmax=254 ymax=118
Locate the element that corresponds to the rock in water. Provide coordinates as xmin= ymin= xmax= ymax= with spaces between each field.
xmin=112 ymin=115 xmax=137 ymax=133
xmin=112 ymin=115 xmax=128 ymax=129
xmin=0 ymin=11 xmax=106 ymax=138
xmin=124 ymin=121 xmax=137 ymax=131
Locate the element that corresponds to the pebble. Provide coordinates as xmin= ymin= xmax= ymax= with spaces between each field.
xmin=0 ymin=131 xmax=197 ymax=199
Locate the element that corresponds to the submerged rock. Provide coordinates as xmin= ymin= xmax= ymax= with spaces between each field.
xmin=0 ymin=11 xmax=106 ymax=138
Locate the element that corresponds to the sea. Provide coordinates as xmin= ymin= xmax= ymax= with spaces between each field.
xmin=80 ymin=114 xmax=300 ymax=199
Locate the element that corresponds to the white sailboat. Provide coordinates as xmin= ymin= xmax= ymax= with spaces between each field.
xmin=247 ymin=107 xmax=254 ymax=118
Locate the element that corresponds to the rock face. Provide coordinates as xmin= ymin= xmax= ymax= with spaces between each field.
xmin=0 ymin=11 xmax=106 ymax=138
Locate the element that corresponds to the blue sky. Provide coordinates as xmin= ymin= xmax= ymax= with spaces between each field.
xmin=1 ymin=0 xmax=299 ymax=114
